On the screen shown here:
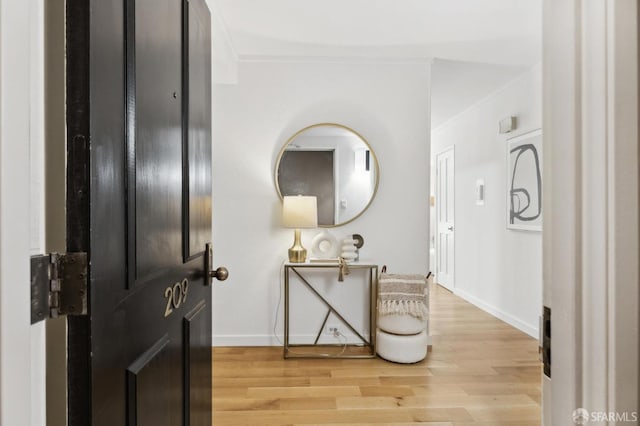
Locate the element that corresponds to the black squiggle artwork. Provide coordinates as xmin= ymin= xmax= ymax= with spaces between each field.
xmin=510 ymin=143 xmax=542 ymax=224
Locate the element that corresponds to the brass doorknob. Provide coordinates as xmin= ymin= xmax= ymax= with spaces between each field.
xmin=210 ymin=266 xmax=229 ymax=281
xmin=205 ymin=243 xmax=229 ymax=285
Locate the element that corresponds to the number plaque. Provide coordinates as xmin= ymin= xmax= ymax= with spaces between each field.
xmin=164 ymin=278 xmax=189 ymax=317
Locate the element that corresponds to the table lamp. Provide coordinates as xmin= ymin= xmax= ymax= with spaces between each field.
xmin=282 ymin=195 xmax=318 ymax=263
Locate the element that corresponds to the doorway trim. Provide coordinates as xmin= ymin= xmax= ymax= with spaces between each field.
xmin=542 ymin=0 xmax=639 ymax=423
xmin=0 ymin=0 xmax=41 ymax=424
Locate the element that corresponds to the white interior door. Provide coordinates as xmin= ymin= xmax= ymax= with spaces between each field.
xmin=435 ymin=147 xmax=454 ymax=290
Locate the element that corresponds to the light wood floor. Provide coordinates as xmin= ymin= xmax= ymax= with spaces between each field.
xmin=212 ymin=284 xmax=542 ymax=425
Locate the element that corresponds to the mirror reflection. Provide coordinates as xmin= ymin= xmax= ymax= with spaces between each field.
xmin=275 ymin=123 xmax=379 ymax=227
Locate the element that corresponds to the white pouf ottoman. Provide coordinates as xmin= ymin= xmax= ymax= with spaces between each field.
xmin=376 ymin=329 xmax=428 ymax=364
xmin=376 ymin=270 xmax=430 ymax=363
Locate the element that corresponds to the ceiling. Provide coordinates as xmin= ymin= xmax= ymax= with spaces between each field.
xmin=212 ymin=0 xmax=542 ymax=128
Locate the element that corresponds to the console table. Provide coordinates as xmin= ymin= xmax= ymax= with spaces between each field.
xmin=283 ymin=262 xmax=378 ymax=359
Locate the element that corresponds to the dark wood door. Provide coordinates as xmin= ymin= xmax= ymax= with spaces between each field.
xmin=66 ymin=0 xmax=213 ymax=424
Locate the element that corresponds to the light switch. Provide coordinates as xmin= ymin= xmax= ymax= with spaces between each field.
xmin=476 ymin=179 xmax=485 ymax=206
xmin=340 ymin=199 xmax=347 ymax=209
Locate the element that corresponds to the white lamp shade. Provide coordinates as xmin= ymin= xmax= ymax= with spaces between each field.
xmin=282 ymin=196 xmax=318 ymax=228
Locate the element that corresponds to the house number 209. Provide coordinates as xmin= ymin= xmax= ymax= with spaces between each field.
xmin=164 ymin=278 xmax=189 ymax=317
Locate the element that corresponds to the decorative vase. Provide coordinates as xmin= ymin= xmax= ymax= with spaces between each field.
xmin=341 ymin=238 xmax=358 ymax=262
xmin=310 ymin=229 xmax=339 ymax=259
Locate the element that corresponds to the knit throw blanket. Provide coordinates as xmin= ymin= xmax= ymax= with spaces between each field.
xmin=378 ymin=273 xmax=428 ymax=320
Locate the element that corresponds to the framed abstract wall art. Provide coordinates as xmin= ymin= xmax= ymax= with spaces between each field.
xmin=506 ymin=129 xmax=542 ymax=231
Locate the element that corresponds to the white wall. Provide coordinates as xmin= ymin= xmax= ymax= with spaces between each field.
xmin=212 ymin=60 xmax=431 ymax=345
xmin=431 ymin=64 xmax=542 ymax=337
xmin=207 ymin=0 xmax=238 ymax=84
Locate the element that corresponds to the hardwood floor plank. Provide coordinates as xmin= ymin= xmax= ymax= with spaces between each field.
xmin=212 ymin=283 xmax=542 ymax=425
xmin=214 ymin=397 xmax=281 ymax=411
xmin=452 ymin=422 xmax=540 ymax=426
xmin=279 ymin=397 xmax=338 ymax=411
xmin=359 ymin=386 xmax=415 ymax=397
xmin=308 ymin=377 xmax=383 ymax=387
xmin=304 ymin=423 xmax=456 ymax=426
xmin=465 ymin=406 xmax=541 ymax=422
xmin=394 ymin=394 xmax=539 ymax=409
xmin=247 ymin=386 xmax=361 ymax=399
xmin=460 ymin=383 xmax=542 ymax=396
xmin=330 ymin=367 xmax=433 ymax=378
xmin=334 ymin=396 xmax=401 ymax=409
xmin=299 ymin=423 xmax=455 ymax=426
xmin=213 ymin=409 xmax=417 ymax=424
xmin=214 ymin=376 xmax=311 ymax=388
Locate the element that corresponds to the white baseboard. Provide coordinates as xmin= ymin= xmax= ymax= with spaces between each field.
xmin=453 ymin=288 xmax=539 ymax=339
xmin=213 ymin=335 xmax=280 ymax=347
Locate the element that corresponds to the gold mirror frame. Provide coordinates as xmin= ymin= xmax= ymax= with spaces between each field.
xmin=275 ymin=123 xmax=380 ymax=227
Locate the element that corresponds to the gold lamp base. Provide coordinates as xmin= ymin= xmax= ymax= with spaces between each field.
xmin=288 ymin=229 xmax=307 ymax=263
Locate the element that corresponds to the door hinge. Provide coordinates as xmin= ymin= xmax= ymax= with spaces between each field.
xmin=30 ymin=252 xmax=88 ymax=324
xmin=542 ymin=306 xmax=551 ymax=378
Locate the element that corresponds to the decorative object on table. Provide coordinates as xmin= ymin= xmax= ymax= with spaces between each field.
xmin=337 ymin=257 xmax=351 ymax=282
xmin=310 ymin=229 xmax=340 ymax=260
xmin=282 ymin=195 xmax=318 ymax=263
xmin=340 ymin=237 xmax=358 ymax=263
xmin=506 ymin=129 xmax=542 ymax=231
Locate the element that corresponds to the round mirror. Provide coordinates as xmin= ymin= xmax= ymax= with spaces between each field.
xmin=275 ymin=123 xmax=379 ymax=227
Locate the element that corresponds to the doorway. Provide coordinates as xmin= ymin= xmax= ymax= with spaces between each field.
xmin=435 ymin=147 xmax=455 ymax=291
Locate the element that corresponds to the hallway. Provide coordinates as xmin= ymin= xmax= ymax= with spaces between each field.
xmin=212 ymin=284 xmax=541 ymax=425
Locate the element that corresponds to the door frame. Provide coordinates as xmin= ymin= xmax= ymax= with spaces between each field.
xmin=542 ymin=0 xmax=639 ymax=423
xmin=0 ymin=0 xmax=46 ymax=424
xmin=434 ymin=146 xmax=455 ymax=291
xmin=44 ymin=0 xmax=69 ymax=425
